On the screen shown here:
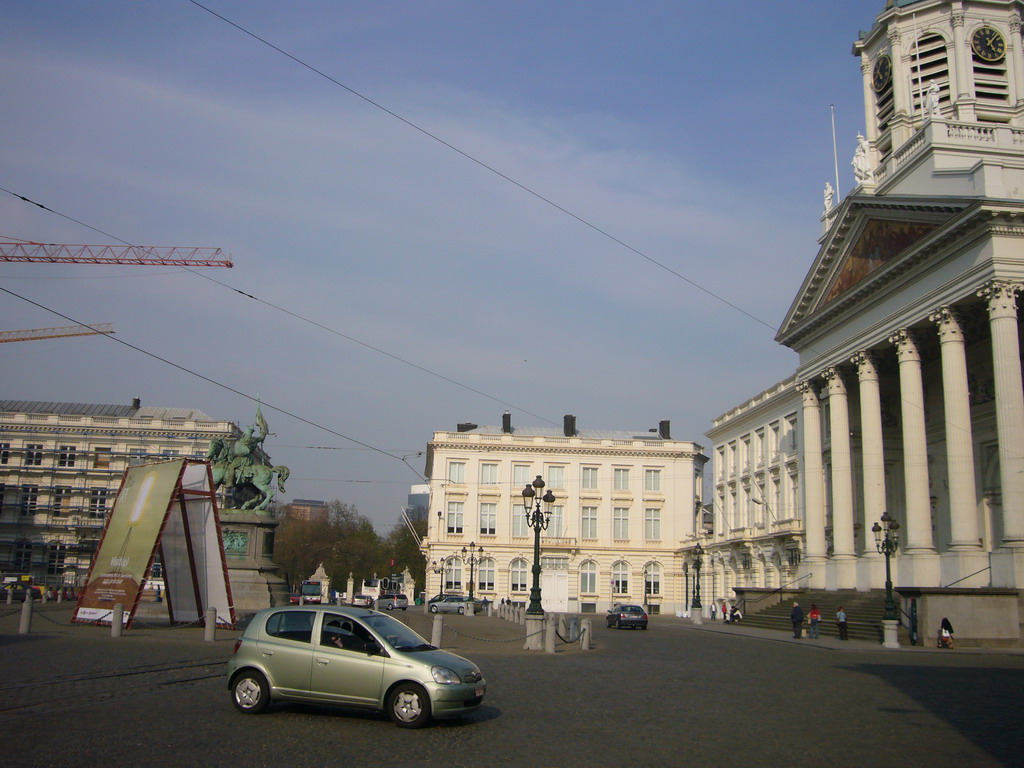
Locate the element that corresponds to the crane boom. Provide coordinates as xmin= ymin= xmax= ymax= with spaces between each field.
xmin=0 ymin=242 xmax=232 ymax=267
xmin=0 ymin=323 xmax=115 ymax=343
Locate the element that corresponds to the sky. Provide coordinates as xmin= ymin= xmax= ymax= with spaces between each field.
xmin=1 ymin=0 xmax=886 ymax=531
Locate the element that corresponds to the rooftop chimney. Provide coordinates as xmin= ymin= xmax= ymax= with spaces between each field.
xmin=502 ymin=411 xmax=512 ymax=434
xmin=658 ymin=420 xmax=671 ymax=439
xmin=131 ymin=397 xmax=141 ymax=409
xmin=563 ymin=414 xmax=576 ymax=437
xmin=456 ymin=422 xmax=477 ymax=433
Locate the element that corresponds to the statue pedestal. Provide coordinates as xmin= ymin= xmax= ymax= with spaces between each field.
xmin=220 ymin=509 xmax=290 ymax=615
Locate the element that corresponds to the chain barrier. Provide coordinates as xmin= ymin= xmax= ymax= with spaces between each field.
xmin=440 ymin=622 xmax=543 ymax=644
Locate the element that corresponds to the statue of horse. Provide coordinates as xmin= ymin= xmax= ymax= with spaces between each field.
xmin=206 ymin=435 xmax=289 ymax=511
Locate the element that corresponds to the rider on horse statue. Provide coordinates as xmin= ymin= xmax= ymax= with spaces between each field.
xmin=208 ymin=405 xmax=290 ymax=512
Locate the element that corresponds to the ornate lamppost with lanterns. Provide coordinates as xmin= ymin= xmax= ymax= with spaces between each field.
xmin=691 ymin=542 xmax=705 ymax=624
xmin=872 ymin=512 xmax=901 ymax=648
xmin=461 ymin=542 xmax=485 ymax=614
xmin=521 ymin=475 xmax=556 ymax=616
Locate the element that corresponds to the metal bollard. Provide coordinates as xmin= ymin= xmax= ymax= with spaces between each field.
xmin=57 ymin=590 xmax=63 ymax=603
xmin=19 ymin=593 xmax=33 ymax=635
xmin=580 ymin=619 xmax=593 ymax=650
xmin=6 ymin=588 xmax=12 ymax=605
xmin=112 ymin=603 xmax=124 ymax=637
xmin=431 ymin=614 xmax=443 ymax=648
xmin=205 ymin=606 xmax=218 ymax=642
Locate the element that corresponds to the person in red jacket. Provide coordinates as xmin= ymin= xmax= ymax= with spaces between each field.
xmin=808 ymin=604 xmax=822 ymax=639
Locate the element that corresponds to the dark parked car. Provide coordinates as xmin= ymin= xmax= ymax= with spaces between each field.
xmin=606 ymin=604 xmax=648 ymax=630
xmin=226 ymin=605 xmax=486 ymax=728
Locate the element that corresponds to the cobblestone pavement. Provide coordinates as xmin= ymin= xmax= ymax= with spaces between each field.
xmin=3 ymin=603 xmax=1023 ymax=768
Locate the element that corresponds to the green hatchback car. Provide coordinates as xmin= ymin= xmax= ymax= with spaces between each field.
xmin=226 ymin=605 xmax=486 ymax=728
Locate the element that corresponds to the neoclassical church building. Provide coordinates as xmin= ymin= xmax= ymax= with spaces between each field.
xmin=703 ymin=0 xmax=1024 ymax=643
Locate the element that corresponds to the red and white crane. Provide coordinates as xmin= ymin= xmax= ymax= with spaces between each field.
xmin=0 ymin=242 xmax=233 ymax=267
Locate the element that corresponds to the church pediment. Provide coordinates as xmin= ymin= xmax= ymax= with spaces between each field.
xmin=776 ymin=195 xmax=971 ymax=346
xmin=820 ymin=218 xmax=939 ymax=306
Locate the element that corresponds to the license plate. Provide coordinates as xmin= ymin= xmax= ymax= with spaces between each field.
xmin=475 ymin=687 xmax=485 ymax=697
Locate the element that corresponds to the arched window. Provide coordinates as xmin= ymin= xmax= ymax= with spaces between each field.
xmin=444 ymin=557 xmax=463 ymax=591
xmin=477 ymin=558 xmax=495 ymax=592
xmin=644 ymin=562 xmax=662 ymax=596
xmin=47 ymin=542 xmax=68 ymax=575
xmin=579 ymin=561 xmax=597 ymax=594
xmin=612 ymin=561 xmax=629 ymax=594
xmin=12 ymin=539 xmax=32 ymax=571
xmin=510 ymin=558 xmax=528 ymax=592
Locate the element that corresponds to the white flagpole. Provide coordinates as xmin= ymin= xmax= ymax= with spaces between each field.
xmin=831 ymin=104 xmax=842 ymax=199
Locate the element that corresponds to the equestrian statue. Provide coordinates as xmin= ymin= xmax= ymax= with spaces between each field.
xmin=207 ymin=406 xmax=290 ymax=511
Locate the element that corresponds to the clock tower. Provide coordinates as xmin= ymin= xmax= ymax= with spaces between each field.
xmin=851 ymin=0 xmax=1024 ymax=198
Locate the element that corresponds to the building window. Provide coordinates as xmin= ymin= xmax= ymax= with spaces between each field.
xmin=644 ymin=508 xmax=661 ymax=540
xmin=644 ymin=469 xmax=661 ymax=492
xmin=47 ymin=542 xmax=68 ymax=575
xmin=513 ymin=464 xmax=531 ymax=488
xmin=581 ymin=506 xmax=598 ymax=539
xmin=25 ymin=444 xmax=44 ymax=466
xmin=510 ymin=558 xmax=528 ymax=592
xmin=447 ymin=462 xmax=466 ymax=484
xmin=581 ymin=466 xmax=598 ymax=490
xmin=12 ymin=540 xmax=32 ymax=571
xmin=444 ymin=558 xmax=463 ymax=591
xmin=89 ymin=489 xmax=109 ymax=517
xmin=512 ymin=504 xmax=528 ymax=537
xmin=93 ymin=448 xmax=112 ymax=469
xmin=52 ymin=487 xmax=73 ymax=515
xmin=58 ymin=445 xmax=77 ymax=468
xmin=447 ymin=501 xmax=464 ymax=534
xmin=612 ymin=561 xmax=629 ymax=594
xmin=0 ymin=443 xmax=10 ymax=464
xmin=480 ymin=463 xmax=498 ymax=486
xmin=613 ymin=468 xmax=630 ymax=491
xmin=547 ymin=505 xmax=564 ymax=537
xmin=479 ymin=502 xmax=496 ymax=535
xmin=128 ymin=448 xmax=148 ymax=466
xmin=613 ymin=507 xmax=629 ymax=539
xmin=20 ymin=485 xmax=39 ymax=515
xmin=546 ymin=465 xmax=565 ymax=489
xmin=478 ymin=558 xmax=495 ymax=591
xmin=580 ymin=561 xmax=597 ymax=594
xmin=645 ymin=563 xmax=662 ymax=596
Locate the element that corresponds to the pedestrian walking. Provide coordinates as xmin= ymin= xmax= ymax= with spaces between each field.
xmin=808 ymin=603 xmax=821 ymax=639
xmin=836 ymin=606 xmax=849 ymax=640
xmin=790 ymin=601 xmax=804 ymax=638
xmin=721 ymin=601 xmax=729 ymax=623
xmin=938 ymin=617 xmax=955 ymax=648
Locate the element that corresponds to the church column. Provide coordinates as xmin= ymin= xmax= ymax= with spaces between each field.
xmin=930 ymin=306 xmax=987 ymax=586
xmin=978 ymin=282 xmax=1024 ymax=579
xmin=888 ymin=329 xmax=939 ymax=584
xmin=1012 ymin=14 xmax=1024 ymax=109
xmin=950 ymin=11 xmax=975 ymax=122
xmin=852 ymin=351 xmax=886 ymax=586
xmin=859 ymin=55 xmax=878 ymax=144
xmin=823 ymin=367 xmax=857 ymax=588
xmin=929 ymin=307 xmax=981 ymax=547
xmin=798 ymin=380 xmax=826 ymax=589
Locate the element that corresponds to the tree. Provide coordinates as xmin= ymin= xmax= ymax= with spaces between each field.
xmin=274 ymin=501 xmax=381 ymax=590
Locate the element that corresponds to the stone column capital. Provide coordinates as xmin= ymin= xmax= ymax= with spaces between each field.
xmin=929 ymin=305 xmax=965 ymax=342
xmin=851 ymin=350 xmax=879 ymax=380
xmin=951 ymin=11 xmax=965 ymax=28
xmin=978 ymin=280 xmax=1023 ymax=318
xmin=889 ymin=328 xmax=920 ymax=361
xmin=822 ymin=366 xmax=849 ymax=395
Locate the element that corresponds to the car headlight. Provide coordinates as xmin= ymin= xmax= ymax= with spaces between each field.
xmin=431 ymin=665 xmax=461 ymax=685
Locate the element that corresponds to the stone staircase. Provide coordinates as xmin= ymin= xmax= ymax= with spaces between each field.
xmin=736 ymin=589 xmax=889 ymax=643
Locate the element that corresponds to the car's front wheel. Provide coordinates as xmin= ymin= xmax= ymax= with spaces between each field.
xmin=458 ymin=606 xmax=466 ymax=615
xmin=231 ymin=670 xmax=270 ymax=714
xmin=387 ymin=682 xmax=432 ymax=728
xmin=429 ymin=604 xmax=439 ymax=613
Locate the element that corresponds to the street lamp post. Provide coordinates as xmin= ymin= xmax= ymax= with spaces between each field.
xmin=691 ymin=542 xmax=704 ymax=623
xmin=461 ymin=542 xmax=484 ymax=600
xmin=872 ymin=512 xmax=901 ymax=648
xmin=522 ymin=475 xmax=555 ymax=617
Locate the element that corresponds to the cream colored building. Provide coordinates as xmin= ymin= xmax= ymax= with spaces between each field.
xmin=0 ymin=399 xmax=240 ymax=589
xmin=697 ymin=0 xmax=1024 ymax=642
xmin=422 ymin=413 xmax=707 ymax=615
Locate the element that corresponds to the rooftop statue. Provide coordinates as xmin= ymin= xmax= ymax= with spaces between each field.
xmin=852 ymin=134 xmax=873 ymax=184
xmin=208 ymin=405 xmax=290 ymax=512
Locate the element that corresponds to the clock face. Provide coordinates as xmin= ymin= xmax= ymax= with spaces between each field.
xmin=872 ymin=54 xmax=893 ymax=92
xmin=972 ymin=26 xmax=1006 ymax=62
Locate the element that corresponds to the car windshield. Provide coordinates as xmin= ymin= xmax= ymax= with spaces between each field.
xmin=362 ymin=613 xmax=434 ymax=651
